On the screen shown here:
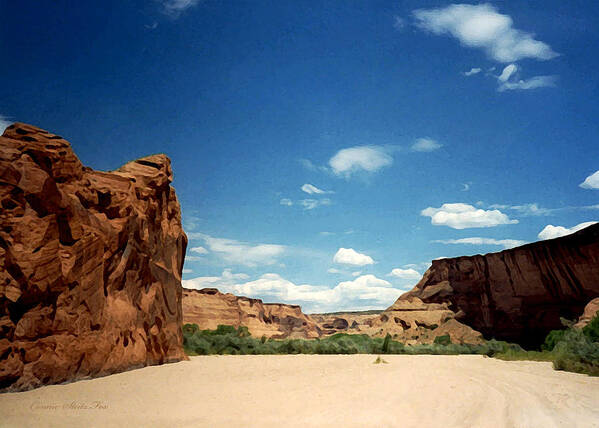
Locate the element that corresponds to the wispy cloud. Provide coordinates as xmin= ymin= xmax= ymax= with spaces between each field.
xmin=333 ymin=248 xmax=374 ymax=266
xmin=280 ymin=198 xmax=331 ymax=210
xmin=388 ymin=268 xmax=422 ymax=280
xmin=301 ymin=183 xmax=333 ymax=195
xmin=462 ymin=67 xmax=481 ymax=76
xmin=190 ymin=246 xmax=209 ymax=255
xmin=432 ymin=237 xmax=527 ymax=249
xmin=159 ymin=0 xmax=201 ymax=17
xmin=488 ymin=203 xmax=555 ymax=216
xmin=421 ymin=203 xmax=518 ymax=229
xmin=538 ymin=222 xmax=598 ymax=240
xmin=0 ymin=115 xmax=13 ymax=133
xmin=498 ymin=75 xmax=557 ymax=91
xmin=413 ymin=3 xmax=558 ymax=63
xmin=393 ymin=16 xmax=406 ymax=30
xmin=188 ymin=233 xmax=285 ymax=267
xmin=329 ymin=145 xmax=394 ymax=178
xmin=411 ymin=138 xmax=442 ymax=152
xmin=498 ymin=64 xmax=517 ymax=82
xmin=580 ymin=170 xmax=599 ymax=189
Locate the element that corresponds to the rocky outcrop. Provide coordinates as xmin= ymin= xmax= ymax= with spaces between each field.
xmin=313 ymin=300 xmax=483 ymax=345
xmin=398 ymin=223 xmax=599 ymax=346
xmin=574 ymin=298 xmax=599 ymax=329
xmin=0 ymin=123 xmax=188 ymax=392
xmin=183 ymin=288 xmax=321 ymax=339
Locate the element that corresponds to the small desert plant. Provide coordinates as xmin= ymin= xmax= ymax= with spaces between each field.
xmin=373 ymin=355 xmax=388 ymax=364
xmin=433 ymin=334 xmax=451 ymax=346
xmin=382 ymin=333 xmax=391 ymax=353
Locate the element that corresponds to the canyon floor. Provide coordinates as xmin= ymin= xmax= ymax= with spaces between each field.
xmin=1 ymin=355 xmax=598 ymax=428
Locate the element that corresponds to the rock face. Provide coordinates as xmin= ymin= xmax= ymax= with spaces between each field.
xmin=574 ymin=298 xmax=599 ymax=329
xmin=0 ymin=123 xmax=188 ymax=391
xmin=183 ymin=288 xmax=321 ymax=339
xmin=313 ymin=301 xmax=483 ymax=345
xmin=399 ymin=223 xmax=599 ymax=346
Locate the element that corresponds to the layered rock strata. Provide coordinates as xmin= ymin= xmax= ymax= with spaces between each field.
xmin=398 ymin=224 xmax=599 ymax=345
xmin=182 ymin=288 xmax=321 ymax=339
xmin=0 ymin=123 xmax=188 ymax=391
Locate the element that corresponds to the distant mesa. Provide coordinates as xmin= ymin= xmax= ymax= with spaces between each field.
xmin=182 ymin=288 xmax=321 ymax=339
xmin=0 ymin=123 xmax=188 ymax=392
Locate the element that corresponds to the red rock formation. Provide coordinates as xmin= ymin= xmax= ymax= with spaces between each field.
xmin=399 ymin=223 xmax=599 ymax=345
xmin=574 ymin=298 xmax=599 ymax=329
xmin=313 ymin=300 xmax=484 ymax=345
xmin=0 ymin=123 xmax=188 ymax=391
xmin=183 ymin=288 xmax=321 ymax=339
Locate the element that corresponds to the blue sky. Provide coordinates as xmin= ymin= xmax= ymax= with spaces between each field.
xmin=2 ymin=1 xmax=598 ymax=312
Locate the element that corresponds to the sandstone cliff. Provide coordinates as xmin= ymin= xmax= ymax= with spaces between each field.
xmin=397 ymin=223 xmax=599 ymax=345
xmin=0 ymin=123 xmax=188 ymax=391
xmin=183 ymin=288 xmax=321 ymax=339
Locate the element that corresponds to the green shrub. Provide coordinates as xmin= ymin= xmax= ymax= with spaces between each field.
xmin=382 ymin=334 xmax=391 ymax=353
xmin=542 ymin=329 xmax=566 ymax=351
xmin=433 ymin=334 xmax=451 ymax=346
xmin=582 ymin=314 xmax=599 ymax=342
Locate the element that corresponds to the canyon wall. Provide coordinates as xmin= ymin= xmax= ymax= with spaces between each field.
xmin=183 ymin=288 xmax=321 ymax=339
xmin=399 ymin=223 xmax=599 ymax=345
xmin=0 ymin=123 xmax=188 ymax=391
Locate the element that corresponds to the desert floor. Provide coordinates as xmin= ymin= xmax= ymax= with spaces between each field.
xmin=1 ymin=355 xmax=598 ymax=428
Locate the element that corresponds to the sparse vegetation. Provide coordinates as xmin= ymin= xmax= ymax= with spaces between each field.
xmin=373 ymin=356 xmax=388 ymax=364
xmin=182 ymin=323 xmax=519 ymax=357
xmin=182 ymin=314 xmax=599 ymax=376
xmin=433 ymin=334 xmax=451 ymax=346
xmin=493 ymin=314 xmax=599 ymax=376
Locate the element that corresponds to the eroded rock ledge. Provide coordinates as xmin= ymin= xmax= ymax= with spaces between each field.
xmin=0 ymin=123 xmax=188 ymax=391
xmin=183 ymin=288 xmax=321 ymax=339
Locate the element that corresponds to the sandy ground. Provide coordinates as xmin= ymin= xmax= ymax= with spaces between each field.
xmin=1 ymin=355 xmax=598 ymax=428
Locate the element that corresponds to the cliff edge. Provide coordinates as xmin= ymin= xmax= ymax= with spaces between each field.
xmin=0 ymin=123 xmax=188 ymax=391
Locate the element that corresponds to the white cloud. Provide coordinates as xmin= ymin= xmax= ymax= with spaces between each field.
xmin=329 ymin=145 xmax=393 ymax=177
xmin=281 ymin=197 xmax=331 ymax=210
xmin=538 ymin=222 xmax=598 ymax=240
xmin=489 ymin=203 xmax=555 ymax=216
xmin=498 ymin=75 xmax=557 ymax=91
xmin=183 ymin=272 xmax=401 ymax=312
xmin=580 ymin=170 xmax=599 ymax=189
xmin=320 ymin=231 xmax=335 ymax=236
xmin=413 ymin=3 xmax=558 ymax=63
xmin=351 ymin=271 xmax=362 ymax=277
xmin=433 ymin=237 xmax=527 ymax=249
xmin=462 ymin=67 xmax=481 ymax=76
xmin=498 ymin=63 xmax=517 ymax=82
xmin=190 ymin=246 xmax=208 ymax=255
xmin=411 ymin=138 xmax=442 ymax=152
xmin=327 ymin=268 xmax=342 ymax=274
xmin=300 ymin=198 xmax=331 ymax=210
xmin=188 ymin=233 xmax=285 ymax=267
xmin=421 ymin=203 xmax=518 ymax=229
xmin=182 ymin=268 xmax=193 ymax=274
xmin=0 ymin=115 xmax=12 ymax=133
xmin=301 ymin=183 xmax=333 ymax=194
xmin=333 ymin=248 xmax=375 ymax=266
xmin=159 ymin=0 xmax=201 ymax=16
xmin=393 ymin=16 xmax=406 ymax=30
xmin=388 ymin=268 xmax=422 ymax=280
